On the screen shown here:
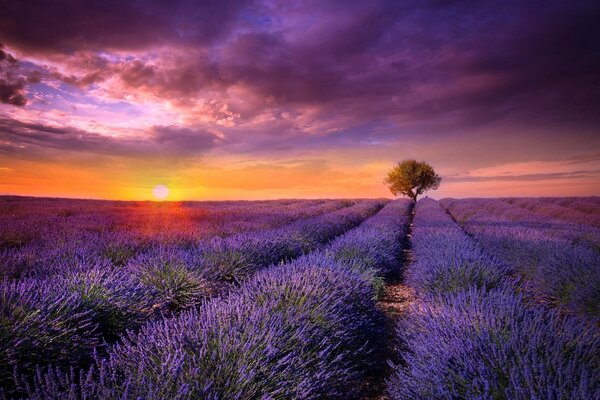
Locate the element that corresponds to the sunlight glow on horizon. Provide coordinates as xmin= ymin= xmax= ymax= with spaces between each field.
xmin=152 ymin=184 xmax=170 ymax=201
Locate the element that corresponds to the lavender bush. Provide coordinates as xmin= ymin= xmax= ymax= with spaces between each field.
xmin=442 ymin=197 xmax=600 ymax=249
xmin=0 ymin=198 xmax=357 ymax=280
xmin=127 ymin=248 xmax=209 ymax=312
xmin=389 ymin=199 xmax=599 ymax=400
xmin=195 ymin=199 xmax=385 ymax=283
xmin=22 ymin=256 xmax=380 ymax=396
xmin=505 ymin=197 xmax=600 ymax=229
xmin=389 ymin=287 xmax=599 ymax=400
xmin=442 ymin=198 xmax=600 ymax=318
xmin=324 ymin=199 xmax=411 ymax=278
xmin=18 ymin=199 xmax=411 ymax=399
xmin=0 ymin=199 xmax=389 ymax=397
xmin=406 ymin=198 xmax=512 ymax=295
xmin=542 ymin=196 xmax=600 ymax=215
xmin=50 ymin=267 xmax=157 ymax=340
xmin=0 ymin=280 xmax=98 ymax=391
xmin=3 ymin=196 xmax=596 ymax=399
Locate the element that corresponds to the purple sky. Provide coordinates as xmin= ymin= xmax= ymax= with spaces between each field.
xmin=1 ymin=0 xmax=599 ymax=199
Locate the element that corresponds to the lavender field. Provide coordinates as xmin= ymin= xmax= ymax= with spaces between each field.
xmin=0 ymin=196 xmax=598 ymax=399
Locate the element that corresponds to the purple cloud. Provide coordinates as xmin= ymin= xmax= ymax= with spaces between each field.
xmin=0 ymin=45 xmax=28 ymax=106
xmin=0 ymin=118 xmax=219 ymax=159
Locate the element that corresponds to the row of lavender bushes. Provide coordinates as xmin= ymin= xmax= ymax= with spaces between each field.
xmin=0 ymin=198 xmax=355 ymax=280
xmin=441 ymin=198 xmax=600 ymax=318
xmin=540 ymin=196 xmax=600 ymax=215
xmin=15 ymin=199 xmax=412 ymax=399
xmin=1 ymin=199 xmax=387 ymax=396
xmin=388 ymin=199 xmax=599 ymax=399
xmin=443 ymin=197 xmax=600 ymax=251
xmin=504 ymin=197 xmax=600 ymax=229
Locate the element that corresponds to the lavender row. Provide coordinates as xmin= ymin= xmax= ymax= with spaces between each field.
xmin=442 ymin=198 xmax=600 ymax=318
xmin=390 ymin=287 xmax=599 ymax=399
xmin=122 ymin=198 xmax=386 ymax=313
xmin=444 ymin=197 xmax=600 ymax=249
xmin=323 ymin=198 xmax=412 ymax=278
xmin=504 ymin=197 xmax=600 ymax=229
xmin=17 ymin=200 xmax=412 ymax=399
xmin=541 ymin=196 xmax=600 ymax=215
xmin=0 ymin=198 xmax=355 ymax=280
xmin=388 ymin=199 xmax=599 ymax=399
xmin=405 ymin=198 xmax=512 ymax=296
xmin=0 ymin=200 xmax=385 ymax=395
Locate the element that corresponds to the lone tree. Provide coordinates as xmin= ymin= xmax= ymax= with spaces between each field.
xmin=385 ymin=159 xmax=441 ymax=202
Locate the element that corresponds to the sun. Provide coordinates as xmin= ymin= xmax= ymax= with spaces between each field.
xmin=152 ymin=184 xmax=169 ymax=200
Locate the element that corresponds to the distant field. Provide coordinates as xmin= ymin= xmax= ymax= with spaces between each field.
xmin=1 ymin=196 xmax=598 ymax=399
xmin=0 ymin=197 xmax=365 ymax=279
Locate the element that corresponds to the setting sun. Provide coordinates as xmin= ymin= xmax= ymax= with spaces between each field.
xmin=152 ymin=184 xmax=169 ymax=200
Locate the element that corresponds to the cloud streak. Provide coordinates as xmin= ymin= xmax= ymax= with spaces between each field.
xmin=0 ymin=118 xmax=219 ymax=159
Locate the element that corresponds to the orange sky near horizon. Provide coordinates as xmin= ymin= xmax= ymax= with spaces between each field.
xmin=2 ymin=154 xmax=599 ymax=201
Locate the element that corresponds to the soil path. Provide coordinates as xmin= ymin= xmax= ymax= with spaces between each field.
xmin=363 ymin=205 xmax=416 ymax=400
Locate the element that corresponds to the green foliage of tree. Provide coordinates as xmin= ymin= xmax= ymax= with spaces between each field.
xmin=385 ymin=160 xmax=441 ymax=201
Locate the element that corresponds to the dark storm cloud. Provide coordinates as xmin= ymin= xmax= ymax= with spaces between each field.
xmin=406 ymin=0 xmax=600 ymax=126
xmin=0 ymin=46 xmax=16 ymax=63
xmin=0 ymin=79 xmax=27 ymax=106
xmin=0 ymin=0 xmax=254 ymax=54
xmin=151 ymin=125 xmax=222 ymax=155
xmin=0 ymin=45 xmax=27 ymax=106
xmin=214 ymin=0 xmax=600 ymax=131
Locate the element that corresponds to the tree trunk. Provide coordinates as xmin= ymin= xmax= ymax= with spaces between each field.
xmin=408 ymin=190 xmax=417 ymax=203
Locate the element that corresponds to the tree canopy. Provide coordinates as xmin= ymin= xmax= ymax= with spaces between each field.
xmin=385 ymin=160 xmax=441 ymax=201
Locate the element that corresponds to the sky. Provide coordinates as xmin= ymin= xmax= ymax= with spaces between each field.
xmin=0 ymin=0 xmax=599 ymax=200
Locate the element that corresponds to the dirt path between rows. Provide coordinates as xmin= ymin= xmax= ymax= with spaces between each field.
xmin=362 ymin=206 xmax=416 ymax=400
